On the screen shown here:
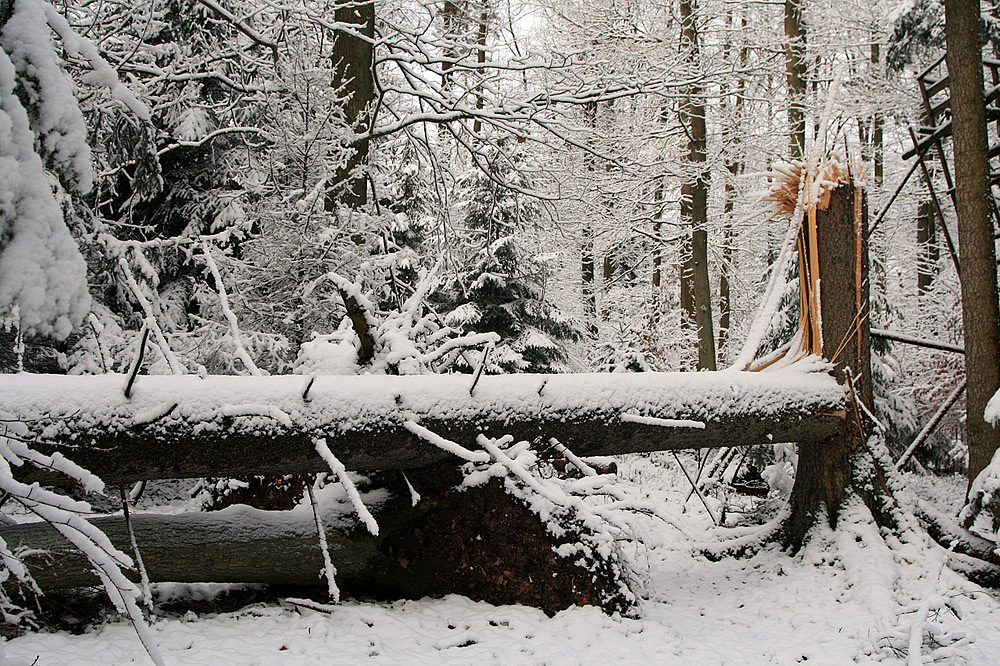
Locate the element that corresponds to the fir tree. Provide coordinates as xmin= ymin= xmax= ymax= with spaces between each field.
xmin=436 ymin=153 xmax=580 ymax=373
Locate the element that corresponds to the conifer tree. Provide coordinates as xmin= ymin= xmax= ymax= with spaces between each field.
xmin=436 ymin=152 xmax=580 ymax=373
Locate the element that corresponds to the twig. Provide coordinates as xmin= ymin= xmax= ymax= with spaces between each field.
xmin=314 ymin=438 xmax=379 ymax=536
xmin=129 ymin=481 xmax=147 ymax=504
xmin=194 ymin=0 xmax=278 ymax=53
xmin=119 ymin=486 xmax=153 ymax=613
xmin=672 ymin=452 xmax=718 ymax=525
xmin=302 ymin=376 xmax=316 ymax=402
xmin=305 ymin=478 xmax=339 ymax=602
xmin=547 ymin=438 xmax=598 ymax=477
xmin=871 ymin=329 xmax=965 ymax=355
xmin=403 ymin=420 xmax=489 ymax=463
xmin=469 ymin=342 xmax=493 ymax=396
xmin=896 ymin=381 xmax=967 ymax=471
xmin=202 ymin=242 xmax=261 ymax=376
xmin=123 ymin=325 xmax=149 ymax=399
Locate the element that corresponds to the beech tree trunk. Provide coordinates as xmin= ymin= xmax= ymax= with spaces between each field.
xmin=944 ymin=0 xmax=1000 ymax=492
xmin=785 ymin=0 xmax=807 ymax=160
xmin=679 ymin=0 xmax=715 ymax=370
xmin=325 ymin=0 xmax=376 ymax=210
xmin=719 ymin=10 xmax=748 ymax=356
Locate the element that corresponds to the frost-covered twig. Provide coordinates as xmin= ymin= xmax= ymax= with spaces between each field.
xmin=194 ymin=0 xmax=278 ymax=51
xmin=906 ymin=553 xmax=951 ymax=666
xmin=0 ymin=429 xmax=165 ymax=665
xmin=314 ymin=438 xmax=378 ymax=536
xmin=117 ymin=255 xmax=184 ymax=375
xmin=119 ymin=486 xmax=153 ymax=613
xmin=305 ymin=480 xmax=340 ymax=602
xmin=621 ymin=414 xmax=706 ymax=429
xmin=201 ymin=242 xmax=261 ymax=376
xmin=40 ymin=1 xmax=151 ymax=121
xmin=219 ymin=403 xmax=292 ymax=428
xmin=403 ymin=420 xmax=490 ymax=463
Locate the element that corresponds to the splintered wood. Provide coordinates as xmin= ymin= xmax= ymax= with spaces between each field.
xmin=759 ymin=156 xmax=853 ymax=359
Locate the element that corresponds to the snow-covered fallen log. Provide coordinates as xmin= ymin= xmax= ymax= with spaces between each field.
xmin=1 ymin=467 xmax=636 ymax=615
xmin=0 ymin=501 xmax=382 ymax=591
xmin=2 ymin=368 xmax=846 ymax=486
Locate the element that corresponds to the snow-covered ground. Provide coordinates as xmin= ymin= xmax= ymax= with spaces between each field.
xmin=3 ymin=455 xmax=999 ymax=666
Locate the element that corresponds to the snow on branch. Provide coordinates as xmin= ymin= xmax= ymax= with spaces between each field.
xmin=201 ymin=241 xmax=262 ymax=376
xmin=4 ymin=367 xmax=847 ymax=487
xmin=403 ymin=420 xmax=490 ymax=463
xmin=620 ymin=414 xmax=706 ymax=429
xmin=315 ymin=437 xmax=379 ymax=537
xmin=40 ymin=0 xmax=151 ymax=121
xmin=0 ymin=420 xmax=165 ymax=664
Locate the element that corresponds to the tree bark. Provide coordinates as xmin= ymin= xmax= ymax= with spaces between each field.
xmin=785 ymin=0 xmax=807 ymax=160
xmin=944 ymin=0 xmax=1000 ymax=492
xmin=582 ymin=101 xmax=599 ymax=336
xmin=4 ymin=371 xmax=846 ymax=487
xmin=719 ymin=10 xmax=747 ymax=358
xmin=471 ymin=3 xmax=489 ymax=136
xmin=784 ymin=181 xmax=873 ymax=550
xmin=325 ymin=0 xmax=376 ymax=210
xmin=679 ymin=0 xmax=715 ymax=370
xmin=0 ymin=500 xmax=382 ymax=591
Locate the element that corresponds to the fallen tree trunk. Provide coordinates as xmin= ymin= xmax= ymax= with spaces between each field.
xmin=3 ymin=370 xmax=845 ymax=487
xmin=1 ymin=467 xmax=633 ymax=615
xmin=0 ymin=501 xmax=382 ymax=591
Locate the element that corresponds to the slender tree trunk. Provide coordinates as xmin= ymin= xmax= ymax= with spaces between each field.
xmin=582 ymin=101 xmax=598 ymax=336
xmin=439 ymin=1 xmax=465 ymax=89
xmin=652 ymin=205 xmax=663 ymax=290
xmin=944 ymin=0 xmax=1000 ymax=492
xmin=872 ymin=43 xmax=884 ymax=187
xmin=719 ymin=11 xmax=748 ymax=355
xmin=602 ymin=253 xmax=613 ymax=320
xmin=472 ymin=3 xmax=489 ymax=136
xmin=325 ymin=0 xmax=376 ymax=210
xmin=719 ymin=188 xmax=734 ymax=352
xmin=917 ymin=201 xmax=939 ymax=294
xmin=785 ymin=0 xmax=807 ymax=161
xmin=679 ymin=0 xmax=715 ymax=370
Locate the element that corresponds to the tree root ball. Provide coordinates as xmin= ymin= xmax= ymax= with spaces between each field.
xmin=373 ymin=465 xmax=633 ymax=616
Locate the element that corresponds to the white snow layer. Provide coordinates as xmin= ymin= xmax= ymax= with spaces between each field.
xmin=0 ymin=30 xmax=89 ymax=337
xmin=0 ymin=0 xmax=94 ymax=193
